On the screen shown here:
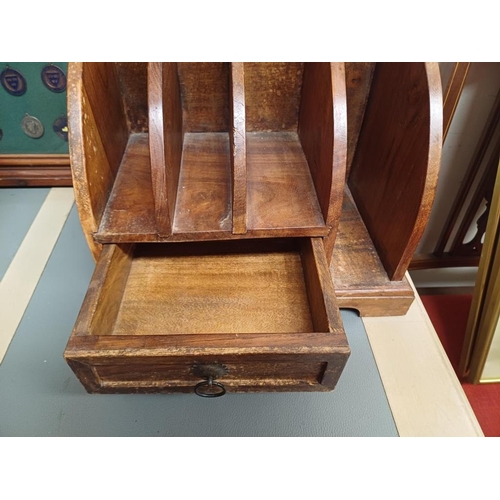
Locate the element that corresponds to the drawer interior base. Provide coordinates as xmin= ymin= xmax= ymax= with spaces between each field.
xmin=87 ymin=238 xmax=336 ymax=337
xmin=113 ymin=244 xmax=314 ymax=335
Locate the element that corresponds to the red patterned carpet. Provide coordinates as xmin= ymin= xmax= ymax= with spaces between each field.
xmin=420 ymin=294 xmax=500 ymax=437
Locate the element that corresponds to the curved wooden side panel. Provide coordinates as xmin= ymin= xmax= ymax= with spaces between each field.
xmin=68 ymin=62 xmax=129 ymax=260
xmin=298 ymin=62 xmax=347 ymax=261
xmin=348 ymin=62 xmax=442 ymax=281
xmin=67 ymin=62 xmax=101 ymax=260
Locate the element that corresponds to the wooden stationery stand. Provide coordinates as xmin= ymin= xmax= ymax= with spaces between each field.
xmin=64 ymin=62 xmax=442 ymax=395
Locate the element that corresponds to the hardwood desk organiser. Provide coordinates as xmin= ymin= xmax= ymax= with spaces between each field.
xmin=64 ymin=62 xmax=442 ymax=395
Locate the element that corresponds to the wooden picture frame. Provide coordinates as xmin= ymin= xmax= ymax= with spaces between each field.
xmin=460 ymin=160 xmax=500 ymax=383
xmin=0 ymin=154 xmax=72 ymax=187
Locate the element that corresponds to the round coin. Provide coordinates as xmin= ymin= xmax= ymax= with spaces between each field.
xmin=21 ymin=114 xmax=44 ymax=139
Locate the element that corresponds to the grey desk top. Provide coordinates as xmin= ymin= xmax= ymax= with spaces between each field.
xmin=0 ymin=194 xmax=397 ymax=436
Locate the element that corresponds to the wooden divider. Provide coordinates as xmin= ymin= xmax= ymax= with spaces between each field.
xmin=348 ymin=62 xmax=442 ymax=281
xmin=148 ymin=63 xmax=235 ymax=236
xmin=298 ymin=63 xmax=347 ymax=261
xmin=147 ymin=62 xmax=183 ymax=237
xmin=74 ymin=62 xmax=347 ymax=246
xmin=148 ymin=62 xmax=169 ymax=235
xmin=230 ymin=62 xmax=247 ymax=235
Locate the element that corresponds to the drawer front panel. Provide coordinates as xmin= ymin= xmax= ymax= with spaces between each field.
xmin=93 ymin=359 xmax=328 ymax=391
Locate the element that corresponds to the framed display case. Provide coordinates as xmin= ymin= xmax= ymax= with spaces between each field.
xmin=0 ymin=62 xmax=71 ymax=186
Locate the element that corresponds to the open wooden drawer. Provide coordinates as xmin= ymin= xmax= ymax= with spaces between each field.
xmin=64 ymin=237 xmax=350 ymax=395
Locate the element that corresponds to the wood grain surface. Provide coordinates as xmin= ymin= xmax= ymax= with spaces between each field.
xmin=331 ymin=188 xmax=414 ymax=316
xmin=230 ymin=62 xmax=247 ymax=234
xmin=173 ymin=133 xmax=232 ymax=234
xmin=344 ymin=63 xmax=375 ymax=177
xmin=148 ymin=63 xmax=170 ymax=235
xmin=65 ymin=237 xmax=350 ymax=393
xmin=115 ymin=62 xmax=148 ymax=133
xmin=68 ymin=63 xmax=115 ymax=259
xmin=244 ymin=63 xmax=304 ymax=131
xmin=80 ymin=239 xmax=326 ymax=337
xmin=87 ymin=244 xmax=133 ymax=336
xmin=151 ymin=63 xmax=184 ymax=236
xmin=71 ymin=62 xmax=347 ymax=248
xmin=67 ymin=331 xmax=349 ymax=356
xmin=65 ymin=337 xmax=349 ymax=393
xmin=93 ymin=130 xmax=338 ymax=243
xmin=113 ymin=249 xmax=313 ymax=335
xmin=162 ymin=62 xmax=184 ymax=236
xmin=0 ymin=155 xmax=72 ymax=187
xmin=301 ymin=238 xmax=342 ymax=332
xmin=94 ymin=360 xmax=327 ymax=384
xmin=298 ymin=62 xmax=347 ymax=260
xmin=81 ymin=63 xmax=129 ymax=177
xmin=298 ymin=62 xmax=336 ymax=224
xmin=409 ymin=253 xmax=480 ymax=270
xmin=246 ymin=132 xmax=325 ymax=231
xmin=95 ymin=133 xmax=328 ymax=242
xmin=98 ymin=134 xmax=156 ymax=241
xmin=349 ymin=62 xmax=442 ymax=281
xmin=177 ymin=62 xmax=230 ymax=132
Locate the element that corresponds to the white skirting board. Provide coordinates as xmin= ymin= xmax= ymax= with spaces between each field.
xmin=409 ymin=267 xmax=478 ymax=288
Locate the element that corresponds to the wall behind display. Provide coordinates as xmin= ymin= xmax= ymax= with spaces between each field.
xmin=410 ymin=62 xmax=500 ymax=288
xmin=0 ymin=62 xmax=68 ymax=154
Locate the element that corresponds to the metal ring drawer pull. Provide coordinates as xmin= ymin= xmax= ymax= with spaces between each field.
xmin=194 ymin=376 xmax=226 ymax=398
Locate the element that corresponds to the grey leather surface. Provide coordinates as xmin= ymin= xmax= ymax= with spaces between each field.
xmin=0 ymin=187 xmax=49 ymax=280
xmin=0 ymin=204 xmax=398 ymax=436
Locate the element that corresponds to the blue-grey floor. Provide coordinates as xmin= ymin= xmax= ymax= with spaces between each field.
xmin=0 ymin=201 xmax=397 ymax=436
xmin=0 ymin=188 xmax=49 ymax=280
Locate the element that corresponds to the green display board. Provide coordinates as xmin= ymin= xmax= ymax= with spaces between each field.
xmin=0 ymin=62 xmax=69 ymax=154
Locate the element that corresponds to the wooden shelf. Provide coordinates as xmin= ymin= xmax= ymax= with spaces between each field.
xmin=331 ymin=188 xmax=414 ymax=316
xmin=173 ymin=132 xmax=232 ymax=235
xmin=95 ymin=132 xmax=328 ymax=243
xmin=77 ymin=62 xmax=346 ymax=248
xmin=97 ymin=134 xmax=156 ymax=242
xmin=97 ymin=132 xmax=233 ymax=241
xmin=247 ymin=132 xmax=325 ymax=232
